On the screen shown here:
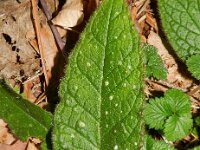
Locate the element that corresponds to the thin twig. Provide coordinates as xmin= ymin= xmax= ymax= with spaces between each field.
xmin=31 ymin=0 xmax=49 ymax=86
xmin=22 ymin=72 xmax=43 ymax=84
xmin=145 ymin=78 xmax=188 ymax=92
xmin=39 ymin=0 xmax=66 ymax=56
xmin=136 ymin=0 xmax=149 ymax=18
xmin=187 ymin=85 xmax=200 ymax=96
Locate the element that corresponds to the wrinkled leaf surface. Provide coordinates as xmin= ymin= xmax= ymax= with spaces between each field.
xmin=53 ymin=0 xmax=145 ymax=149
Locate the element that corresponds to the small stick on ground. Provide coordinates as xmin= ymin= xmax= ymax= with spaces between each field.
xmin=146 ymin=78 xmax=188 ymax=92
xmin=31 ymin=0 xmax=49 ymax=86
xmin=188 ymin=85 xmax=200 ymax=96
xmin=39 ymin=0 xmax=66 ymax=56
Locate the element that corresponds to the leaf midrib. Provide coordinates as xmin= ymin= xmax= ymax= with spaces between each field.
xmin=99 ymin=0 xmax=114 ymax=149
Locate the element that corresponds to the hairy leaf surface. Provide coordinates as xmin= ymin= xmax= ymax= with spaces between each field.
xmin=158 ymin=0 xmax=200 ymax=59
xmin=0 ymin=81 xmax=52 ymax=149
xmin=53 ymin=0 xmax=144 ymax=149
xmin=158 ymin=0 xmax=200 ymax=79
xmin=186 ymin=55 xmax=200 ymax=79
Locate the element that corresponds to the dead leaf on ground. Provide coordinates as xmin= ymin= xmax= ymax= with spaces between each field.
xmin=29 ymin=24 xmax=65 ymax=86
xmin=0 ymin=0 xmax=40 ymax=82
xmin=0 ymin=119 xmax=16 ymax=145
xmin=52 ymin=0 xmax=84 ymax=29
xmin=0 ymin=140 xmax=27 ymax=150
xmin=26 ymin=138 xmax=41 ymax=150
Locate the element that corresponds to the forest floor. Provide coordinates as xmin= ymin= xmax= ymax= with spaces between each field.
xmin=0 ymin=0 xmax=199 ymax=149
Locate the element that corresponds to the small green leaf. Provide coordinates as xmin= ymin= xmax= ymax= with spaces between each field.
xmin=186 ymin=55 xmax=200 ymax=79
xmin=142 ymin=135 xmax=154 ymax=150
xmin=164 ymin=114 xmax=192 ymax=141
xmin=0 ymin=80 xmax=52 ymax=149
xmin=53 ymin=0 xmax=145 ymax=149
xmin=142 ymin=135 xmax=175 ymax=150
xmin=144 ymin=89 xmax=192 ymax=141
xmin=142 ymin=44 xmax=167 ymax=80
xmin=152 ymin=141 xmax=175 ymax=150
xmin=144 ymin=98 xmax=171 ymax=130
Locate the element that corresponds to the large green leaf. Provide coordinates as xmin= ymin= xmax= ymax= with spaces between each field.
xmin=158 ymin=0 xmax=200 ymax=59
xmin=53 ymin=0 xmax=145 ymax=149
xmin=158 ymin=0 xmax=200 ymax=79
xmin=0 ymin=81 xmax=52 ymax=149
xmin=186 ymin=55 xmax=200 ymax=79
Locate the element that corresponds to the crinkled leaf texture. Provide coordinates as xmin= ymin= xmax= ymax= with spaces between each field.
xmin=186 ymin=55 xmax=200 ymax=79
xmin=144 ymin=89 xmax=192 ymax=141
xmin=0 ymin=81 xmax=52 ymax=150
xmin=53 ymin=0 xmax=144 ymax=149
xmin=142 ymin=44 xmax=167 ymax=80
xmin=158 ymin=0 xmax=200 ymax=79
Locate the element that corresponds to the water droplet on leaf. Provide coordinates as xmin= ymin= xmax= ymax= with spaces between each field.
xmin=86 ymin=62 xmax=91 ymax=67
xmin=79 ymin=121 xmax=86 ymax=128
xmin=105 ymin=111 xmax=108 ymax=115
xmin=114 ymin=145 xmax=118 ymax=150
xmin=71 ymin=134 xmax=75 ymax=138
xmin=105 ymin=81 xmax=109 ymax=86
xmin=123 ymin=83 xmax=127 ymax=87
xmin=109 ymin=95 xmax=113 ymax=100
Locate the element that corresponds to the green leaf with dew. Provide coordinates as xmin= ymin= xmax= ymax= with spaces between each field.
xmin=53 ymin=0 xmax=145 ymax=149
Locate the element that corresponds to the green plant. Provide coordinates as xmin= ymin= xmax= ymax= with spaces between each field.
xmin=142 ymin=135 xmax=175 ymax=150
xmin=53 ymin=0 xmax=145 ymax=149
xmin=0 ymin=0 xmax=200 ymax=149
xmin=144 ymin=89 xmax=192 ymax=141
xmin=142 ymin=44 xmax=167 ymax=80
xmin=0 ymin=81 xmax=52 ymax=149
xmin=158 ymin=0 xmax=200 ymax=80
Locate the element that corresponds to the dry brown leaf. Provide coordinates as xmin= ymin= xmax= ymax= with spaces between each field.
xmin=23 ymin=81 xmax=37 ymax=103
xmin=26 ymin=142 xmax=38 ymax=150
xmin=39 ymin=25 xmax=65 ymax=84
xmin=147 ymin=31 xmax=193 ymax=89
xmin=0 ymin=140 xmax=27 ymax=150
xmin=0 ymin=0 xmax=40 ymax=81
xmin=0 ymin=119 xmax=16 ymax=145
xmin=52 ymin=0 xmax=84 ymax=29
xmin=26 ymin=139 xmax=40 ymax=150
